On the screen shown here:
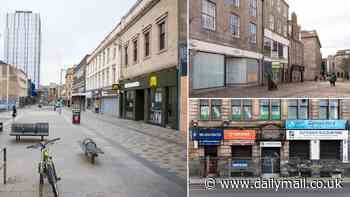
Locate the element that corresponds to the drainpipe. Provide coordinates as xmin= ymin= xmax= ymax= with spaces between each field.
xmin=261 ymin=0 xmax=265 ymax=86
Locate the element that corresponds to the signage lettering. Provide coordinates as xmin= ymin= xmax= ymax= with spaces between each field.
xmin=224 ymin=130 xmax=256 ymax=140
xmin=285 ymin=120 xmax=347 ymax=130
xmin=124 ymin=82 xmax=140 ymax=89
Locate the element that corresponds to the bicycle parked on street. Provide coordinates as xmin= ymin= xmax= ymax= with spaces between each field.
xmin=27 ymin=138 xmax=61 ymax=197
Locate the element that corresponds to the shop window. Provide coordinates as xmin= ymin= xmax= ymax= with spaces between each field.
xmin=264 ymin=37 xmax=272 ymax=57
xmin=288 ymin=99 xmax=309 ymax=120
xmin=320 ymin=141 xmax=340 ymax=160
xmin=259 ymin=100 xmax=270 ymax=120
xmin=200 ymin=99 xmax=210 ymax=120
xmin=319 ymin=99 xmax=339 ymax=120
xmin=231 ymin=146 xmax=252 ymax=159
xmin=202 ymin=0 xmax=216 ymax=31
xmin=211 ymin=99 xmax=222 ymax=120
xmin=289 ymin=141 xmax=310 ymax=160
xmin=125 ymin=91 xmax=135 ymax=119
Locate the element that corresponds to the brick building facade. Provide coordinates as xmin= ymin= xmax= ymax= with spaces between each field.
xmin=288 ymin=12 xmax=304 ymax=82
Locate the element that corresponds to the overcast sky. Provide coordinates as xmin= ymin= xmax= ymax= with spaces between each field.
xmin=0 ymin=0 xmax=137 ymax=86
xmin=1 ymin=0 xmax=349 ymax=85
xmin=286 ymin=0 xmax=350 ymax=58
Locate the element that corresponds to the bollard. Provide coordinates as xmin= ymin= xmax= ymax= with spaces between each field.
xmin=3 ymin=148 xmax=6 ymax=184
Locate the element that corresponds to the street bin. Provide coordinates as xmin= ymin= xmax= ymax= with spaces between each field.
xmin=0 ymin=122 xmax=3 ymax=132
xmin=72 ymin=109 xmax=81 ymax=124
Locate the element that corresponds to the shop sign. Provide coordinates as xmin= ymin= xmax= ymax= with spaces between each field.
xmin=112 ymin=84 xmax=121 ymax=91
xmin=191 ymin=128 xmax=224 ymax=141
xmin=261 ymin=130 xmax=282 ymax=140
xmin=285 ymin=120 xmax=347 ymax=130
xmin=260 ymin=141 xmax=282 ymax=147
xmin=226 ymin=140 xmax=255 ymax=146
xmin=286 ymin=130 xmax=348 ymax=140
xmin=149 ymin=75 xmax=158 ymax=89
xmin=231 ymin=160 xmax=249 ymax=169
xmin=272 ymin=62 xmax=281 ymax=69
xmin=124 ymin=82 xmax=140 ymax=89
xmin=224 ymin=130 xmax=256 ymax=140
xmin=198 ymin=140 xmax=221 ymax=146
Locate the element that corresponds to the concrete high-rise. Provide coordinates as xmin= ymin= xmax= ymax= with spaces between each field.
xmin=4 ymin=11 xmax=41 ymax=88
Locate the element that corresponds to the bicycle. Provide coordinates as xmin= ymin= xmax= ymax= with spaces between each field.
xmin=27 ymin=138 xmax=61 ymax=197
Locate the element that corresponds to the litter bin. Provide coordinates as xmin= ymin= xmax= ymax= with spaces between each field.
xmin=0 ymin=122 xmax=3 ymax=132
xmin=72 ymin=109 xmax=81 ymax=124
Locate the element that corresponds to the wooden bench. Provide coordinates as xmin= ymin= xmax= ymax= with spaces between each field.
xmin=10 ymin=123 xmax=49 ymax=141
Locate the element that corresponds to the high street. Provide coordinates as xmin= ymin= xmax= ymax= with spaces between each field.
xmin=0 ymin=106 xmax=186 ymax=197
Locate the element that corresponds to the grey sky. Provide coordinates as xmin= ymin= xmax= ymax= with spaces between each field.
xmin=286 ymin=0 xmax=350 ymax=58
xmin=0 ymin=0 xmax=137 ymax=86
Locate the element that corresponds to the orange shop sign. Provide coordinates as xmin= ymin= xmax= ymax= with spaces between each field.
xmin=224 ymin=130 xmax=256 ymax=140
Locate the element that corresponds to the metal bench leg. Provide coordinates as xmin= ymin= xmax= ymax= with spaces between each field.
xmin=18 ymin=136 xmax=20 ymax=141
xmin=41 ymin=136 xmax=44 ymax=141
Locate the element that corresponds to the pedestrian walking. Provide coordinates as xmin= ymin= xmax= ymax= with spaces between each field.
xmin=12 ymin=105 xmax=17 ymax=121
xmin=330 ymin=73 xmax=337 ymax=87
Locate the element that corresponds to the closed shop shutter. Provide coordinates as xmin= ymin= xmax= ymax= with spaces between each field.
xmin=320 ymin=141 xmax=340 ymax=160
xmin=192 ymin=52 xmax=225 ymax=89
xmin=101 ymin=97 xmax=119 ymax=117
xmin=226 ymin=58 xmax=246 ymax=84
xmin=231 ymin=146 xmax=252 ymax=159
xmin=289 ymin=141 xmax=310 ymax=160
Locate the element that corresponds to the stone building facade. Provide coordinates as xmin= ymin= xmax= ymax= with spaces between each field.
xmin=301 ymin=30 xmax=322 ymax=81
xmin=85 ymin=0 xmax=187 ymax=135
xmin=332 ymin=49 xmax=350 ymax=79
xmin=189 ymin=98 xmax=350 ymax=178
xmin=0 ymin=61 xmax=28 ymax=107
xmin=189 ymin=0 xmax=290 ymax=95
xmin=65 ymin=67 xmax=75 ymax=107
xmin=288 ymin=12 xmax=304 ymax=82
xmin=72 ymin=55 xmax=89 ymax=110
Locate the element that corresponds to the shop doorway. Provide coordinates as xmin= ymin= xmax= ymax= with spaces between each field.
xmin=165 ymin=86 xmax=177 ymax=129
xmin=261 ymin=147 xmax=280 ymax=177
xmin=135 ymin=90 xmax=145 ymax=121
xmin=204 ymin=146 xmax=218 ymax=177
xmin=149 ymin=88 xmax=162 ymax=125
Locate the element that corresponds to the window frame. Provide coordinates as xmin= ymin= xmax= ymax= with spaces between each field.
xmin=249 ymin=23 xmax=257 ymax=44
xmin=229 ymin=14 xmax=240 ymax=38
xmin=144 ymin=30 xmax=151 ymax=58
xmin=201 ymin=0 xmax=216 ymax=31
xmin=211 ymin=99 xmax=222 ymax=120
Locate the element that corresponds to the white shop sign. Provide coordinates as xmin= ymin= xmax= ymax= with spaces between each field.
xmin=343 ymin=140 xmax=349 ymax=163
xmin=124 ymin=82 xmax=140 ymax=89
xmin=286 ymin=130 xmax=348 ymax=140
xmin=260 ymin=141 xmax=282 ymax=147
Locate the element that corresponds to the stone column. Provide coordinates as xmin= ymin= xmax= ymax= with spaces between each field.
xmin=252 ymin=143 xmax=261 ymax=176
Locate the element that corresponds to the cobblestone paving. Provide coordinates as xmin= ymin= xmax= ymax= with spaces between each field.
xmin=191 ymin=81 xmax=350 ymax=98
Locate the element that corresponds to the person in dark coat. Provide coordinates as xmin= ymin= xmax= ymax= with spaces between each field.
xmin=12 ymin=105 xmax=17 ymax=120
xmin=330 ymin=73 xmax=337 ymax=87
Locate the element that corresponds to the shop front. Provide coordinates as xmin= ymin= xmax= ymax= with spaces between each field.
xmin=286 ymin=120 xmax=349 ymax=177
xmin=258 ymin=125 xmax=285 ymax=177
xmin=272 ymin=62 xmax=282 ymax=83
xmin=120 ymin=68 xmax=178 ymax=129
xmin=192 ymin=128 xmax=224 ymax=177
xmin=100 ymin=88 xmax=119 ymax=117
xmin=223 ymin=129 xmax=257 ymax=177
xmin=290 ymin=65 xmax=304 ymax=82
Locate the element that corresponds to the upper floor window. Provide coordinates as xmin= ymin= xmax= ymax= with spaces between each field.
xmin=319 ymin=99 xmax=339 ymax=120
xmin=259 ymin=100 xmax=281 ymax=120
xmin=133 ymin=39 xmax=138 ymax=63
xmin=288 ymin=99 xmax=308 ymax=120
xmin=159 ymin=21 xmax=166 ymax=50
xmin=229 ymin=14 xmax=240 ymax=38
xmin=113 ymin=48 xmax=117 ymax=60
xmin=269 ymin=15 xmax=274 ymax=30
xmin=202 ymin=0 xmax=216 ymax=30
xmin=144 ymin=31 xmax=151 ymax=57
xmin=249 ymin=0 xmax=257 ymax=17
xmin=199 ymin=99 xmax=209 ymax=120
xmin=211 ymin=99 xmax=222 ymax=120
xmin=124 ymin=45 xmax=129 ymax=66
xmin=231 ymin=99 xmax=252 ymax=120
xmin=233 ymin=0 xmax=240 ymax=7
xmin=249 ymin=23 xmax=257 ymax=44
xmin=107 ymin=48 xmax=110 ymax=63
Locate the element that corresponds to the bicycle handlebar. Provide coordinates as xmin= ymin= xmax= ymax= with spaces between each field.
xmin=26 ymin=138 xmax=61 ymax=149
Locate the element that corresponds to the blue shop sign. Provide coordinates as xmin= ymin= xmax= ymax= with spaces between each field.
xmin=198 ymin=140 xmax=221 ymax=146
xmin=231 ymin=160 xmax=249 ymax=169
xmin=191 ymin=128 xmax=224 ymax=141
xmin=285 ymin=120 xmax=347 ymax=130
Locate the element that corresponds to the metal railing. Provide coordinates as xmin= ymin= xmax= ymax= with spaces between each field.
xmin=0 ymin=148 xmax=7 ymax=184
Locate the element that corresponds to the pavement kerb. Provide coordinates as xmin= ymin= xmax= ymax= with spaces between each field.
xmin=190 ymin=177 xmax=350 ymax=185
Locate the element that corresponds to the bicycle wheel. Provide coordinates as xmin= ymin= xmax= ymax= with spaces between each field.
xmin=47 ymin=165 xmax=59 ymax=197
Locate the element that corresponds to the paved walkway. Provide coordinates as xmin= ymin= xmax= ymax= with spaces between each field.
xmin=191 ymin=81 xmax=350 ymax=98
